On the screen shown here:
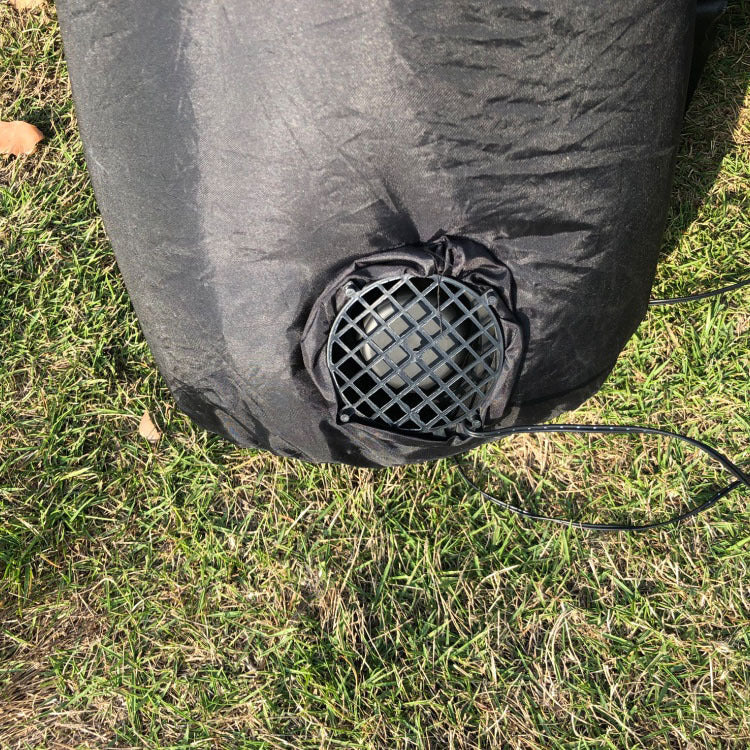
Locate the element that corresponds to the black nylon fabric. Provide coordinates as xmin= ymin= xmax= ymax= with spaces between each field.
xmin=57 ymin=0 xmax=695 ymax=466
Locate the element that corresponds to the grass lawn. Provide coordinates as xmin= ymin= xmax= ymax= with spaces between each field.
xmin=1 ymin=2 xmax=749 ymax=748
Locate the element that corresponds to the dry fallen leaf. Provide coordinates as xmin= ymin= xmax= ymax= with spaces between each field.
xmin=138 ymin=410 xmax=162 ymax=443
xmin=8 ymin=0 xmax=46 ymax=10
xmin=0 ymin=120 xmax=44 ymax=156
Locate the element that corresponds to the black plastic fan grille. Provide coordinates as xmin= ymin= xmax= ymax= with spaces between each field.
xmin=327 ymin=275 xmax=504 ymax=432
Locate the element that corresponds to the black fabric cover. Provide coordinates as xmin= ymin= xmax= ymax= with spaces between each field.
xmin=58 ymin=0 xmax=696 ymax=467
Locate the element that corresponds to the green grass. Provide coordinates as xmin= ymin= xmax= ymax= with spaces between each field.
xmin=1 ymin=2 xmax=749 ymax=748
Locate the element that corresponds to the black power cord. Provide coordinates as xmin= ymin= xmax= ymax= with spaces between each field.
xmin=649 ymin=278 xmax=750 ymax=306
xmin=456 ymin=278 xmax=750 ymax=531
xmin=455 ymin=424 xmax=749 ymax=532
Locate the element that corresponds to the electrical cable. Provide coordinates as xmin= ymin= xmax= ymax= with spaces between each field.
xmin=649 ymin=277 xmax=750 ymax=306
xmin=455 ymin=278 xmax=750 ymax=531
xmin=454 ymin=424 xmax=749 ymax=532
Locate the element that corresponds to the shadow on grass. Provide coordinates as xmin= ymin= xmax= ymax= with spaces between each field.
xmin=660 ymin=1 xmax=750 ymax=273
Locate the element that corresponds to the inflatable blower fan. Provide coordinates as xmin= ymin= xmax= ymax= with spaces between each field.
xmin=57 ymin=0 xmax=749 ymax=529
xmin=328 ymin=275 xmax=505 ymax=433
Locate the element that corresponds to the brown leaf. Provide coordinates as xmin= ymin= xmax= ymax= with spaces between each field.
xmin=0 ymin=121 xmax=44 ymax=156
xmin=138 ymin=410 xmax=162 ymax=443
xmin=8 ymin=0 xmax=46 ymax=10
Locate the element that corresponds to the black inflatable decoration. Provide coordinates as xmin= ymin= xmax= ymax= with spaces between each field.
xmin=58 ymin=0 xmax=732 ymax=471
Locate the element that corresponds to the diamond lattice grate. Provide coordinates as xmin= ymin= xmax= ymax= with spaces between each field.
xmin=327 ymin=275 xmax=505 ymax=432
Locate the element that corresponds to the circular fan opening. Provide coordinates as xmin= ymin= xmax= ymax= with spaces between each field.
xmin=327 ymin=274 xmax=505 ymax=432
